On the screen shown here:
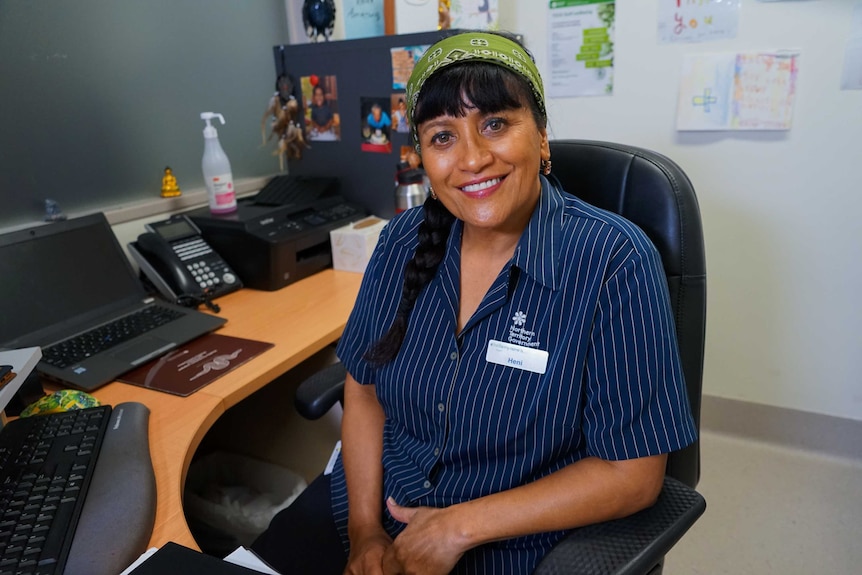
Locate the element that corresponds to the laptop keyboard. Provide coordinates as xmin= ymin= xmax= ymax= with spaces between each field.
xmin=41 ymin=305 xmax=184 ymax=369
xmin=0 ymin=406 xmax=111 ymax=575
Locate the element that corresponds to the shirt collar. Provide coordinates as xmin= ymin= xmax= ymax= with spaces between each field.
xmin=511 ymin=176 xmax=565 ymax=291
xmin=442 ymin=176 xmax=565 ymax=293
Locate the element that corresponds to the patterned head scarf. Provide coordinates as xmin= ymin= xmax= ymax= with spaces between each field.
xmin=405 ymin=32 xmax=546 ymax=151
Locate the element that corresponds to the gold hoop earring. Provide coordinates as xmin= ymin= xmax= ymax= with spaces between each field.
xmin=429 ymin=186 xmax=438 ymax=200
xmin=541 ymin=159 xmax=552 ymax=176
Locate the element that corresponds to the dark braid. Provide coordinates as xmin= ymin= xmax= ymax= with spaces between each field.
xmin=363 ymin=196 xmax=455 ymax=365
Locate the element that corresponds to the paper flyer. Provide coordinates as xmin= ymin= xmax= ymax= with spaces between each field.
xmin=658 ymin=0 xmax=740 ymax=44
xmin=343 ymin=0 xmax=385 ymax=39
xmin=676 ymin=51 xmax=800 ymax=131
xmin=449 ymin=0 xmax=499 ymax=30
xmin=547 ymin=0 xmax=616 ymax=98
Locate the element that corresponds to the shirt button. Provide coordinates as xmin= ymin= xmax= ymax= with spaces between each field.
xmin=423 ymin=480 xmax=431 ymax=489
xmin=433 ymin=448 xmax=440 ymax=456
xmin=450 ymin=352 xmax=458 ymax=361
xmin=437 ymin=403 xmax=445 ymax=412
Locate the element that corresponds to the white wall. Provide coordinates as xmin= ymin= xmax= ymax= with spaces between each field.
xmin=500 ymin=1 xmax=862 ymax=421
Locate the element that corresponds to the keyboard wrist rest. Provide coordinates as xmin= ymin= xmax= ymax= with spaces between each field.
xmin=64 ymin=402 xmax=157 ymax=575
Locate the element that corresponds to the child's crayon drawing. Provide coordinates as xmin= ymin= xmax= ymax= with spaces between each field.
xmin=677 ymin=52 xmax=799 ymax=131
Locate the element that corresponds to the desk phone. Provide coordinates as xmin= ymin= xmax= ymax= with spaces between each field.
xmin=129 ymin=214 xmax=242 ymax=303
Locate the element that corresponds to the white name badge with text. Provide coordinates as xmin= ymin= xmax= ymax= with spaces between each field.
xmin=486 ymin=340 xmax=548 ymax=374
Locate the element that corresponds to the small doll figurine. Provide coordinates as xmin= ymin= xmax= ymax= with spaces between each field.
xmin=161 ymin=166 xmax=182 ymax=198
xmin=262 ymin=74 xmax=310 ymax=171
xmin=44 ymin=199 xmax=67 ymax=222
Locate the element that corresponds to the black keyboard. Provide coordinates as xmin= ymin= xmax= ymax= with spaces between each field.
xmin=41 ymin=305 xmax=184 ymax=369
xmin=0 ymin=403 xmax=155 ymax=575
xmin=0 ymin=406 xmax=109 ymax=574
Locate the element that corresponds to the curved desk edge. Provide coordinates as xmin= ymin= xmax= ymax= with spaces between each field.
xmin=92 ymin=270 xmax=363 ymax=549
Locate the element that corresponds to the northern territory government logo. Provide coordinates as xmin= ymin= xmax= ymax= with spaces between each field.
xmin=508 ymin=311 xmax=542 ymax=348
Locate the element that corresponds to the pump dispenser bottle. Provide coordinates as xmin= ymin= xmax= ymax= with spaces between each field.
xmin=200 ymin=112 xmax=237 ymax=214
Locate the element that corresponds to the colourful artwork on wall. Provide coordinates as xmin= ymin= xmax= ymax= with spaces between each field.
xmin=676 ymin=51 xmax=800 ymax=131
xmin=658 ymin=0 xmax=740 ymax=44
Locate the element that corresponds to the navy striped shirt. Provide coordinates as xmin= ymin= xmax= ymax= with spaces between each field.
xmin=332 ymin=177 xmax=697 ymax=574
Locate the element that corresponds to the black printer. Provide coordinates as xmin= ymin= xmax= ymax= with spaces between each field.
xmin=187 ymin=175 xmax=365 ymax=291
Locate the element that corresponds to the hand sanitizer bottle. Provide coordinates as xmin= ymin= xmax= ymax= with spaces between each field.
xmin=200 ymin=112 xmax=237 ymax=214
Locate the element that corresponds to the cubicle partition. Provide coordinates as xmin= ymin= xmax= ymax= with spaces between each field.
xmin=270 ymin=29 xmax=459 ymax=219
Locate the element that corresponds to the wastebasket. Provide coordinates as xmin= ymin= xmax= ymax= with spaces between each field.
xmin=184 ymin=451 xmax=307 ymax=556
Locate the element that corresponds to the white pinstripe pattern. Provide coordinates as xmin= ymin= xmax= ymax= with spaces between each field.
xmin=332 ymin=177 xmax=697 ymax=574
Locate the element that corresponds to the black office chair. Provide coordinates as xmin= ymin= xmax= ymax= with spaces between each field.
xmin=295 ymin=140 xmax=707 ymax=575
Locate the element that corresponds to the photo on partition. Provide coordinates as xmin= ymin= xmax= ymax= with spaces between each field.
xmin=301 ymin=74 xmax=340 ymax=141
xmin=391 ymin=94 xmax=409 ymax=134
xmin=391 ymin=45 xmax=430 ymax=89
xmin=360 ymin=96 xmax=392 ymax=153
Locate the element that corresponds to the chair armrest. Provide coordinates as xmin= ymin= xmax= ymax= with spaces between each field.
xmin=533 ymin=476 xmax=706 ymax=575
xmin=294 ymin=361 xmax=347 ymax=420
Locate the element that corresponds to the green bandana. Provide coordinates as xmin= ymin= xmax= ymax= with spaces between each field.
xmin=405 ymin=32 xmax=546 ymax=149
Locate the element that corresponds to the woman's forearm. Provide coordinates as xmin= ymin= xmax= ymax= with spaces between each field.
xmin=341 ymin=374 xmax=387 ymax=540
xmin=441 ymin=454 xmax=668 ymax=550
xmin=383 ymin=454 xmax=667 ymax=573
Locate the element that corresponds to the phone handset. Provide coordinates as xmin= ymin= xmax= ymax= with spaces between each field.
xmin=128 ymin=214 xmax=242 ymax=310
xmin=135 ymin=232 xmax=203 ymax=298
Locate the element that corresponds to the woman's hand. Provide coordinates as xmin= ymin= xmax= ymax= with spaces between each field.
xmin=344 ymin=527 xmax=394 ymax=575
xmin=381 ymin=498 xmax=468 ymax=575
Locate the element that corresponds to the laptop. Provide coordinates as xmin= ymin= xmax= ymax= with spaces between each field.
xmin=0 ymin=213 xmax=226 ymax=391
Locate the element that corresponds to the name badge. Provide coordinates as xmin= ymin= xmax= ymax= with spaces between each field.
xmin=486 ymin=340 xmax=548 ymax=374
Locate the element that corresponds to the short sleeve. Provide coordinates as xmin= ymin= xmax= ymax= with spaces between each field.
xmin=336 ymin=210 xmax=429 ymax=384
xmin=582 ymin=237 xmax=697 ymax=461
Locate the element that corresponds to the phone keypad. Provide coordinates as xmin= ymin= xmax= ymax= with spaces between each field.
xmin=172 ymin=238 xmax=239 ymax=294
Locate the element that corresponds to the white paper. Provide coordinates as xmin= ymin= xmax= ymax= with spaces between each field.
xmin=676 ymin=51 xmax=800 ymax=131
xmin=449 ymin=0 xmax=499 ymax=30
xmin=658 ymin=0 xmax=740 ymax=44
xmin=224 ymin=546 xmax=282 ymax=574
xmin=547 ymin=1 xmax=616 ymax=98
xmin=395 ymin=0 xmax=438 ymax=34
xmin=324 ymin=440 xmax=342 ymax=475
xmin=121 ymin=545 xmax=282 ymax=575
xmin=0 ymin=347 xmax=41 ymax=415
xmin=118 ymin=547 xmax=159 ymax=575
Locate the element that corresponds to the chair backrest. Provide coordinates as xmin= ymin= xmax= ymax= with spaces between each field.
xmin=548 ymin=140 xmax=706 ymax=488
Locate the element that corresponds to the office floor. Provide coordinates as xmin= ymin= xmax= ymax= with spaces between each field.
xmin=664 ymin=429 xmax=862 ymax=574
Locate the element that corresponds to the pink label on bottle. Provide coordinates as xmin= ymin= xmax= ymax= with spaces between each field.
xmin=215 ymin=192 xmax=236 ymax=205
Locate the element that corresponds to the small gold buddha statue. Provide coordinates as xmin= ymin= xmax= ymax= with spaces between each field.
xmin=161 ymin=166 xmax=182 ymax=198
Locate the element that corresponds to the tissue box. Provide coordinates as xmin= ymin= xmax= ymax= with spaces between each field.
xmin=330 ymin=216 xmax=387 ymax=273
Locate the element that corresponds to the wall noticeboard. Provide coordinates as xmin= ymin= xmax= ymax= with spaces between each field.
xmin=271 ymin=29 xmax=460 ymax=219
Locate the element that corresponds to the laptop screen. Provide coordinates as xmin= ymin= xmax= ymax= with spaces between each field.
xmin=0 ymin=214 xmax=144 ymax=346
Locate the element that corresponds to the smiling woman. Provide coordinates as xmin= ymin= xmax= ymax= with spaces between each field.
xmin=252 ymin=31 xmax=697 ymax=575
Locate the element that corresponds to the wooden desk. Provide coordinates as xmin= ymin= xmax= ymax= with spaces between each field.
xmin=92 ymin=269 xmax=362 ymax=549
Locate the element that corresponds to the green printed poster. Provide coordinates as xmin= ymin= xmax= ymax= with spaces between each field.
xmin=547 ymin=0 xmax=615 ymax=98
